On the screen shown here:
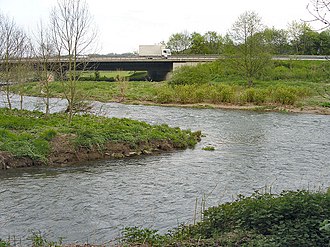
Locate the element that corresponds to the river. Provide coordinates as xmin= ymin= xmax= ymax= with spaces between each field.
xmin=0 ymin=93 xmax=329 ymax=244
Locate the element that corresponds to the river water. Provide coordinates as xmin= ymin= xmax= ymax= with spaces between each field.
xmin=0 ymin=93 xmax=329 ymax=244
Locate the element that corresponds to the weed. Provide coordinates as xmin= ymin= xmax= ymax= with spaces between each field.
xmin=202 ymin=146 xmax=215 ymax=151
xmin=30 ymin=231 xmax=62 ymax=247
xmin=0 ymin=240 xmax=9 ymax=247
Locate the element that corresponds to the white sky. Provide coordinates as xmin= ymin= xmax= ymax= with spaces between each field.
xmin=0 ymin=0 xmax=321 ymax=54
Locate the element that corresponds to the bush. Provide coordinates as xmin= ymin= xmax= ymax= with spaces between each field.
xmin=202 ymin=190 xmax=330 ymax=246
xmin=154 ymin=85 xmax=175 ymax=103
xmin=169 ymin=63 xmax=211 ymax=86
xmin=210 ymin=84 xmax=236 ymax=104
xmin=119 ymin=190 xmax=330 ymax=246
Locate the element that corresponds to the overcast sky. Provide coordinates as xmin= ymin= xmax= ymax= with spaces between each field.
xmin=0 ymin=0 xmax=320 ymax=54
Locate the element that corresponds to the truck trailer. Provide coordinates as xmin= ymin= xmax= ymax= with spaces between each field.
xmin=138 ymin=45 xmax=171 ymax=58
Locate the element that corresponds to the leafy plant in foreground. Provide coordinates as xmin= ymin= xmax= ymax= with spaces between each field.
xmin=120 ymin=190 xmax=330 ymax=247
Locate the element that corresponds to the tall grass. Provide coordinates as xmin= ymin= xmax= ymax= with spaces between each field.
xmin=154 ymin=83 xmax=312 ymax=106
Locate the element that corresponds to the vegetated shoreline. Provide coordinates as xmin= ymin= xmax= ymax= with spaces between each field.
xmin=0 ymin=109 xmax=201 ymax=170
xmin=0 ymin=137 xmax=195 ymax=169
xmin=115 ymin=99 xmax=330 ymax=115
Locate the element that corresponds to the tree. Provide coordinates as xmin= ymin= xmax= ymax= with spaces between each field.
xmin=50 ymin=0 xmax=97 ymax=122
xmin=287 ymin=21 xmax=320 ymax=54
xmin=307 ymin=0 xmax=330 ymax=29
xmin=190 ymin=32 xmax=208 ymax=54
xmin=203 ymin=31 xmax=224 ymax=54
xmin=319 ymin=29 xmax=330 ymax=54
xmin=33 ymin=21 xmax=56 ymax=116
xmin=307 ymin=0 xmax=330 ymax=103
xmin=262 ymin=27 xmax=290 ymax=54
xmin=0 ymin=13 xmax=30 ymax=109
xmin=226 ymin=11 xmax=272 ymax=87
xmin=166 ymin=31 xmax=191 ymax=54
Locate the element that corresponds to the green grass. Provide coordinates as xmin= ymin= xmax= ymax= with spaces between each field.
xmin=79 ymin=70 xmax=148 ymax=82
xmin=0 ymin=108 xmax=200 ymax=163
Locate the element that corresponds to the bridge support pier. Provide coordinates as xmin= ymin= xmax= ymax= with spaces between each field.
xmin=147 ymin=70 xmax=171 ymax=81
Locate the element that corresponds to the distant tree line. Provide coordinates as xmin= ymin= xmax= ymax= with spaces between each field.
xmin=165 ymin=20 xmax=330 ymax=55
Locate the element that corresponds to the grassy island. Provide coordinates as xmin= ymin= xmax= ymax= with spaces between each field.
xmin=0 ymin=108 xmax=201 ymax=169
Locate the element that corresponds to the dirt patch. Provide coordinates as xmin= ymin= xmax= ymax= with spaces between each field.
xmin=0 ymin=151 xmax=36 ymax=169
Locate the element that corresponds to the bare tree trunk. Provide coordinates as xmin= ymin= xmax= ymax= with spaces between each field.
xmin=34 ymin=21 xmax=56 ymax=117
xmin=50 ymin=0 xmax=97 ymax=123
xmin=0 ymin=13 xmax=29 ymax=110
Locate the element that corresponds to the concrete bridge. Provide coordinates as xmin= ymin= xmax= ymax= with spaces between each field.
xmin=73 ymin=54 xmax=330 ymax=81
xmin=1 ymin=55 xmax=328 ymax=81
xmin=84 ymin=55 xmax=218 ymax=81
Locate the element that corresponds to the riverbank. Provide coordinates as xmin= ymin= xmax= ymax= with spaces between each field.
xmin=121 ymin=99 xmax=330 ymax=115
xmin=117 ymin=189 xmax=330 ymax=247
xmin=0 ymin=108 xmax=201 ymax=169
xmin=7 ymin=79 xmax=330 ymax=115
xmin=3 ymin=189 xmax=329 ymax=246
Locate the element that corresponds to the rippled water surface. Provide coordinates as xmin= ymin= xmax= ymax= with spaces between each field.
xmin=0 ymin=93 xmax=329 ymax=243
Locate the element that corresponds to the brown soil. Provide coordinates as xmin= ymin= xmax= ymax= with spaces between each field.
xmin=0 ymin=134 xmax=181 ymax=169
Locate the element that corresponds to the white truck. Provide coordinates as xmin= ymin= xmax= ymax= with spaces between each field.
xmin=138 ymin=45 xmax=171 ymax=58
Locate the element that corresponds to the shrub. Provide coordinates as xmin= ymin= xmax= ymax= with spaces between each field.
xmin=119 ymin=190 xmax=330 ymax=246
xmin=210 ymin=84 xmax=236 ymax=103
xmin=169 ymin=64 xmax=211 ymax=86
xmin=121 ymin=227 xmax=165 ymax=246
xmin=0 ymin=240 xmax=9 ymax=247
xmin=154 ymin=85 xmax=175 ymax=103
xmin=270 ymin=86 xmax=298 ymax=105
xmin=202 ymin=190 xmax=330 ymax=246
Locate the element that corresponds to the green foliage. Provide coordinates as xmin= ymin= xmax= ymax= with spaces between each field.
xmin=121 ymin=227 xmax=165 ymax=246
xmin=94 ymin=70 xmax=100 ymax=80
xmin=0 ymin=108 xmax=200 ymax=163
xmin=154 ymin=82 xmax=310 ymax=106
xmin=169 ymin=63 xmax=211 ymax=86
xmin=267 ymin=60 xmax=330 ymax=81
xmin=240 ymin=87 xmax=268 ymax=104
xmin=165 ymin=25 xmax=330 ymax=56
xmin=39 ymin=129 xmax=57 ymax=141
xmin=320 ymin=220 xmax=330 ymax=234
xmin=119 ymin=190 xmax=330 ymax=246
xmin=210 ymin=84 xmax=236 ymax=103
xmin=202 ymin=146 xmax=215 ymax=151
xmin=30 ymin=231 xmax=62 ymax=247
xmin=321 ymin=102 xmax=330 ymax=108
xmin=199 ymin=190 xmax=330 ymax=246
xmin=0 ymin=240 xmax=9 ymax=247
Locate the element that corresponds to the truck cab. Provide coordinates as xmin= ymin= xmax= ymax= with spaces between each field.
xmin=161 ymin=48 xmax=171 ymax=58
